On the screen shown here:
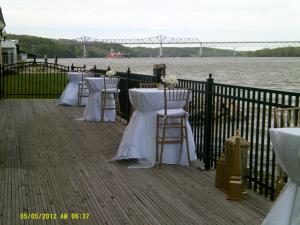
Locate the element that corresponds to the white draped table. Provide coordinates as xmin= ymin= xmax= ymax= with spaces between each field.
xmin=83 ymin=77 xmax=116 ymax=122
xmin=262 ymin=128 xmax=300 ymax=225
xmin=111 ymin=88 xmax=197 ymax=168
xmin=58 ymin=72 xmax=88 ymax=106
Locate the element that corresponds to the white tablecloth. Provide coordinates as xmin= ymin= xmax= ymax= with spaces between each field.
xmin=111 ymin=88 xmax=197 ymax=168
xmin=58 ymin=72 xmax=88 ymax=106
xmin=262 ymin=128 xmax=300 ymax=225
xmin=83 ymin=77 xmax=116 ymax=122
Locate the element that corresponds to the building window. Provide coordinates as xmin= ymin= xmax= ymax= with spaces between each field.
xmin=2 ymin=52 xmax=8 ymax=64
xmin=9 ymin=52 xmax=13 ymax=64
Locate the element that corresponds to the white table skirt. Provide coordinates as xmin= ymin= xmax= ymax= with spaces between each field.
xmin=58 ymin=72 xmax=88 ymax=106
xmin=83 ymin=77 xmax=116 ymax=122
xmin=111 ymin=88 xmax=197 ymax=168
xmin=262 ymin=128 xmax=300 ymax=225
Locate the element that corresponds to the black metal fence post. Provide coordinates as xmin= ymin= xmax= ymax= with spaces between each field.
xmin=203 ymin=74 xmax=214 ymax=169
xmin=126 ymin=67 xmax=131 ymax=123
xmin=153 ymin=64 xmax=166 ymax=83
xmin=0 ymin=64 xmax=2 ymax=100
xmin=44 ymin=55 xmax=48 ymax=66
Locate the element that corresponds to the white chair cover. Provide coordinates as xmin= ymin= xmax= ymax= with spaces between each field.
xmin=263 ymin=128 xmax=300 ymax=225
xmin=58 ymin=72 xmax=88 ymax=106
xmin=83 ymin=78 xmax=116 ymax=121
xmin=110 ymin=88 xmax=197 ymax=168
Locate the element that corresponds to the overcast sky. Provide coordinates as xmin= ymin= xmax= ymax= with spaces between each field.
xmin=1 ymin=0 xmax=300 ymax=41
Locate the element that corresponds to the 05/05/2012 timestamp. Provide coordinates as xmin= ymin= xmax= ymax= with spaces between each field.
xmin=20 ymin=212 xmax=90 ymax=220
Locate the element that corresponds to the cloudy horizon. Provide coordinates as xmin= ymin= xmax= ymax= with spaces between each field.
xmin=1 ymin=0 xmax=300 ymax=41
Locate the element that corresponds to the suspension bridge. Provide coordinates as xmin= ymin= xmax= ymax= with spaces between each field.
xmin=71 ymin=35 xmax=300 ymax=58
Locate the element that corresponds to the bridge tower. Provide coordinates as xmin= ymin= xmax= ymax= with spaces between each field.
xmin=159 ymin=43 xmax=163 ymax=57
xmin=83 ymin=44 xmax=87 ymax=58
xmin=157 ymin=35 xmax=165 ymax=57
xmin=233 ymin=47 xmax=237 ymax=57
xmin=199 ymin=43 xmax=203 ymax=57
xmin=80 ymin=36 xmax=90 ymax=58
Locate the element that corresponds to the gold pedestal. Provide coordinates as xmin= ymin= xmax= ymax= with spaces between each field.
xmin=215 ymin=153 xmax=225 ymax=188
xmin=227 ymin=176 xmax=243 ymax=201
xmin=215 ymin=130 xmax=249 ymax=201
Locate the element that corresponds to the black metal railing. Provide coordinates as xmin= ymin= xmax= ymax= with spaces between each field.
xmin=119 ymin=69 xmax=157 ymax=121
xmin=178 ymin=78 xmax=206 ymax=161
xmin=1 ymin=62 xmax=298 ymax=200
xmin=211 ymin=82 xmax=300 ymax=199
xmin=0 ymin=61 xmax=69 ymax=98
xmin=0 ymin=62 xmax=106 ymax=99
xmin=111 ymin=69 xmax=298 ymax=200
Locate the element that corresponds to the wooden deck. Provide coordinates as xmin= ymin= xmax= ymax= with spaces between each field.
xmin=0 ymin=100 xmax=272 ymax=225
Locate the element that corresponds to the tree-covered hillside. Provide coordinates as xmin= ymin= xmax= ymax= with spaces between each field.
xmin=6 ymin=34 xmax=300 ymax=58
xmin=6 ymin=34 xmax=236 ymax=58
xmin=240 ymin=47 xmax=300 ymax=57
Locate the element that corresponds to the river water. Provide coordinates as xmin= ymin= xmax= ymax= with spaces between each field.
xmin=52 ymin=57 xmax=300 ymax=93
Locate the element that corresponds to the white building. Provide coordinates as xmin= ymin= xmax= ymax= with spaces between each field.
xmin=0 ymin=6 xmax=6 ymax=65
xmin=1 ymin=39 xmax=19 ymax=64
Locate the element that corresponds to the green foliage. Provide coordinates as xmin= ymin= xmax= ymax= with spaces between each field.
xmin=240 ymin=47 xmax=300 ymax=57
xmin=6 ymin=33 xmax=236 ymax=58
xmin=7 ymin=34 xmax=299 ymax=57
xmin=7 ymin=34 xmax=77 ymax=58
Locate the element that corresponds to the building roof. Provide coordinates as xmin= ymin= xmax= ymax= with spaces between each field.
xmin=0 ymin=7 xmax=5 ymax=28
xmin=1 ymin=39 xmax=18 ymax=49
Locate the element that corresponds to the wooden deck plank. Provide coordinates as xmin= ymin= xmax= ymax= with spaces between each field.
xmin=0 ymin=99 xmax=273 ymax=225
xmin=30 ymin=101 xmax=98 ymax=225
xmin=48 ymin=108 xmax=115 ymax=225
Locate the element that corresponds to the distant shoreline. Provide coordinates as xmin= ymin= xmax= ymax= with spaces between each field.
xmin=33 ymin=55 xmax=300 ymax=60
xmin=7 ymin=33 xmax=300 ymax=58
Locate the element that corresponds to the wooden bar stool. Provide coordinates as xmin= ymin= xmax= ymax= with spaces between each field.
xmin=156 ymin=87 xmax=191 ymax=168
xmin=101 ymin=77 xmax=120 ymax=122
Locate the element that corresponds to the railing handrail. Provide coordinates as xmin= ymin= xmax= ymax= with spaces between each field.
xmin=2 ymin=61 xmax=70 ymax=72
xmin=214 ymin=82 xmax=300 ymax=96
xmin=0 ymin=64 xmax=2 ymax=100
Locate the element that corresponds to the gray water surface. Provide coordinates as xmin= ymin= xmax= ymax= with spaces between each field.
xmin=54 ymin=57 xmax=300 ymax=93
